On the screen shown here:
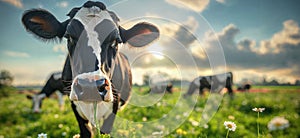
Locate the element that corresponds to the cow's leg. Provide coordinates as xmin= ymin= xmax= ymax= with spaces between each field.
xmin=100 ymin=113 xmax=116 ymax=134
xmin=71 ymin=101 xmax=91 ymax=138
xmin=184 ymin=82 xmax=197 ymax=97
xmin=101 ymin=89 xmax=120 ymax=134
xmin=227 ymin=86 xmax=234 ymax=99
xmin=199 ymin=86 xmax=205 ymax=96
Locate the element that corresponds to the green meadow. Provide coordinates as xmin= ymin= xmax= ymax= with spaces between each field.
xmin=0 ymin=86 xmax=299 ymax=137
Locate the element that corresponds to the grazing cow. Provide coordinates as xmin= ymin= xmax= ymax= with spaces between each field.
xmin=148 ymin=82 xmax=173 ymax=94
xmin=184 ymin=72 xmax=234 ymax=98
xmin=21 ymin=1 xmax=159 ymax=137
xmin=26 ymin=72 xmax=65 ymax=113
xmin=237 ymin=83 xmax=251 ymax=92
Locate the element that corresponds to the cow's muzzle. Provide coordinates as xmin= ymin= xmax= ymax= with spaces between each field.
xmin=69 ymin=73 xmax=113 ymax=102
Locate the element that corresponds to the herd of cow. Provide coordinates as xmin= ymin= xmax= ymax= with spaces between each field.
xmin=22 ymin=1 xmax=250 ymax=137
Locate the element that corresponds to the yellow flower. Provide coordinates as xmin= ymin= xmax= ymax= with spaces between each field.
xmin=176 ymin=128 xmax=187 ymax=135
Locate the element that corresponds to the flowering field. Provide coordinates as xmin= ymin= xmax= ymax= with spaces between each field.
xmin=0 ymin=86 xmax=299 ymax=137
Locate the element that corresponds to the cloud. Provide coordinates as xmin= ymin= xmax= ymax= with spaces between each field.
xmin=1 ymin=0 xmax=23 ymax=8
xmin=165 ymin=0 xmax=210 ymax=12
xmin=254 ymin=20 xmax=300 ymax=54
xmin=4 ymin=51 xmax=30 ymax=58
xmin=56 ymin=1 xmax=68 ymax=8
xmin=216 ymin=0 xmax=226 ymax=4
xmin=197 ymin=20 xmax=300 ymax=83
xmin=53 ymin=44 xmax=67 ymax=53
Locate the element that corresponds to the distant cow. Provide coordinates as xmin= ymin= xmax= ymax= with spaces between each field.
xmin=237 ymin=83 xmax=251 ymax=92
xmin=184 ymin=72 xmax=234 ymax=98
xmin=22 ymin=1 xmax=159 ymax=137
xmin=149 ymin=82 xmax=173 ymax=94
xmin=26 ymin=72 xmax=65 ymax=113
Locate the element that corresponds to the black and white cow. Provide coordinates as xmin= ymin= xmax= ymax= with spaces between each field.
xmin=184 ymin=72 xmax=234 ymax=98
xmin=237 ymin=83 xmax=251 ymax=92
xmin=21 ymin=1 xmax=159 ymax=137
xmin=26 ymin=72 xmax=65 ymax=113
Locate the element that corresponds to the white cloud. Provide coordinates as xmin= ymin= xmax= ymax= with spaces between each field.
xmin=198 ymin=20 xmax=300 ymax=83
xmin=165 ymin=0 xmax=210 ymax=12
xmin=1 ymin=0 xmax=23 ymax=8
xmin=255 ymin=20 xmax=300 ymax=54
xmin=216 ymin=0 xmax=226 ymax=4
xmin=56 ymin=1 xmax=68 ymax=8
xmin=53 ymin=44 xmax=67 ymax=53
xmin=4 ymin=51 xmax=30 ymax=58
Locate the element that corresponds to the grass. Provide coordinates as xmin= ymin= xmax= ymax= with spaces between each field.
xmin=0 ymin=86 xmax=299 ymax=137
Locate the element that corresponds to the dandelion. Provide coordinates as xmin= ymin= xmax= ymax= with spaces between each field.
xmin=38 ymin=133 xmax=47 ymax=138
xmin=224 ymin=121 xmax=236 ymax=138
xmin=252 ymin=107 xmax=265 ymax=137
xmin=268 ymin=116 xmax=289 ymax=131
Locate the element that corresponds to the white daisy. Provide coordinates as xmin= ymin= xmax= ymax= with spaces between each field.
xmin=224 ymin=121 xmax=237 ymax=131
xmin=268 ymin=116 xmax=289 ymax=131
xmin=252 ymin=107 xmax=265 ymax=112
xmin=38 ymin=133 xmax=47 ymax=138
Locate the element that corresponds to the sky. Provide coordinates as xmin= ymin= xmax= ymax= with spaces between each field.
xmin=0 ymin=0 xmax=299 ymax=86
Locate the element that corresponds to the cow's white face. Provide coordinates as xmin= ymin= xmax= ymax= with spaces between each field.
xmin=65 ymin=3 xmax=121 ymax=102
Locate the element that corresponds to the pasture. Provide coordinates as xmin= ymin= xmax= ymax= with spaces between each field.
xmin=0 ymin=86 xmax=299 ymax=137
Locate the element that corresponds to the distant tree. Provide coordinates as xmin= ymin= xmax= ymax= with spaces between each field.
xmin=0 ymin=70 xmax=13 ymax=86
xmin=295 ymin=80 xmax=300 ymax=86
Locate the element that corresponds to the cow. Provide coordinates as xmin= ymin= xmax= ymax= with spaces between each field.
xmin=26 ymin=72 xmax=65 ymax=113
xmin=21 ymin=1 xmax=159 ymax=137
xmin=184 ymin=72 xmax=234 ymax=98
xmin=237 ymin=83 xmax=251 ymax=92
xmin=148 ymin=82 xmax=173 ymax=94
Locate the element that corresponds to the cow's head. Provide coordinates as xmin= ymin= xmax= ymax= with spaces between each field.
xmin=22 ymin=1 xmax=159 ymax=102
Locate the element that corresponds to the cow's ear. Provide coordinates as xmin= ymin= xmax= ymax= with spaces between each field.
xmin=120 ymin=22 xmax=159 ymax=47
xmin=22 ymin=9 xmax=69 ymax=41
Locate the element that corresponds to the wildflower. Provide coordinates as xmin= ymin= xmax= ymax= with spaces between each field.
xmin=176 ymin=128 xmax=187 ymax=135
xmin=253 ymin=107 xmax=265 ymax=137
xmin=136 ymin=124 xmax=143 ymax=129
xmin=188 ymin=119 xmax=199 ymax=127
xmin=117 ymin=129 xmax=129 ymax=137
xmin=142 ymin=117 xmax=147 ymax=121
xmin=224 ymin=121 xmax=236 ymax=138
xmin=203 ymin=124 xmax=209 ymax=129
xmin=156 ymin=125 xmax=165 ymax=130
xmin=268 ymin=116 xmax=289 ymax=131
xmin=228 ymin=115 xmax=235 ymax=120
xmin=73 ymin=134 xmax=80 ymax=138
xmin=38 ymin=133 xmax=47 ymax=138
xmin=58 ymin=124 xmax=63 ymax=128
xmin=252 ymin=107 xmax=265 ymax=112
xmin=152 ymin=131 xmax=163 ymax=136
xmin=54 ymin=114 xmax=59 ymax=118
xmin=224 ymin=121 xmax=237 ymax=131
